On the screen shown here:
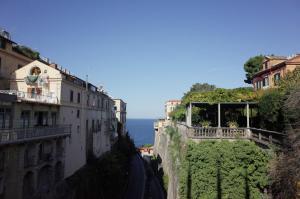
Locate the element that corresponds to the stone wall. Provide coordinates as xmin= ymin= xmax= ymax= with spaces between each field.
xmin=154 ymin=123 xmax=181 ymax=199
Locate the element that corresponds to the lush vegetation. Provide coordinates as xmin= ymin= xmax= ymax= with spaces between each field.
xmin=182 ymin=87 xmax=257 ymax=105
xmin=179 ymin=141 xmax=271 ymax=199
xmin=56 ymin=134 xmax=136 ymax=199
xmin=243 ymin=55 xmax=264 ymax=84
xmin=170 ymin=86 xmax=258 ymax=122
xmin=258 ymin=68 xmax=300 ymax=131
xmin=12 ymin=45 xmax=40 ymax=60
xmin=269 ymin=81 xmax=300 ymax=198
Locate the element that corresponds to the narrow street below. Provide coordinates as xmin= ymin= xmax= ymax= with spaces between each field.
xmin=124 ymin=154 xmax=146 ymax=199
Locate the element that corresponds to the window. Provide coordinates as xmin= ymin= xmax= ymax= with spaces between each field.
xmin=0 ymin=57 xmax=2 ymax=74
xmin=0 ymin=151 xmax=4 ymax=171
xmin=51 ymin=112 xmax=57 ymax=126
xmin=70 ymin=90 xmax=74 ymax=102
xmin=0 ymin=38 xmax=6 ymax=49
xmin=274 ymin=73 xmax=281 ymax=85
xmin=92 ymin=120 xmax=95 ymax=132
xmin=0 ymin=108 xmax=11 ymax=129
xmin=21 ymin=111 xmax=30 ymax=128
xmin=77 ymin=110 xmax=80 ymax=118
xmin=77 ymin=93 xmax=81 ymax=103
xmin=87 ymin=95 xmax=90 ymax=106
xmin=17 ymin=64 xmax=22 ymax=69
xmin=263 ymin=76 xmax=269 ymax=87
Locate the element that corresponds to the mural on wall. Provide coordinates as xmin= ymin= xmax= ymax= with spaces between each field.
xmin=24 ymin=66 xmax=49 ymax=88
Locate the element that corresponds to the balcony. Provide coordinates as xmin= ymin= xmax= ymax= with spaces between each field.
xmin=0 ymin=125 xmax=71 ymax=145
xmin=0 ymin=90 xmax=58 ymax=104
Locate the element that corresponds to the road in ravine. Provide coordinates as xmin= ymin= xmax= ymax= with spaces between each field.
xmin=124 ymin=154 xmax=146 ymax=199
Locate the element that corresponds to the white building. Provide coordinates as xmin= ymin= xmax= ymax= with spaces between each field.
xmin=9 ymin=60 xmax=117 ymax=177
xmin=114 ymin=99 xmax=127 ymax=135
xmin=165 ymin=100 xmax=181 ymax=120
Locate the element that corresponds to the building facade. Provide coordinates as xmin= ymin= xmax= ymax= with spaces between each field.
xmin=0 ymin=92 xmax=70 ymax=199
xmin=252 ymin=55 xmax=300 ymax=90
xmin=114 ymin=99 xmax=127 ymax=135
xmin=0 ymin=28 xmax=121 ymax=199
xmin=165 ymin=100 xmax=181 ymax=120
xmin=9 ymin=60 xmax=117 ymax=177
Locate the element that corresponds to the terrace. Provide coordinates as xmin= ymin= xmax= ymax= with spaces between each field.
xmin=182 ymin=102 xmax=286 ymax=147
xmin=0 ymin=125 xmax=71 ymax=145
xmin=0 ymin=90 xmax=59 ymax=104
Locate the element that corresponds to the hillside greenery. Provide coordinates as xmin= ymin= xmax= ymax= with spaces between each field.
xmin=179 ymin=141 xmax=271 ymax=199
xmin=258 ymin=68 xmax=300 ymax=131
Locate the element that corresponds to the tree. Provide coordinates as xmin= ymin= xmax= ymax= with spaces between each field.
xmin=243 ymin=55 xmax=264 ymax=84
xmin=189 ymin=83 xmax=216 ymax=93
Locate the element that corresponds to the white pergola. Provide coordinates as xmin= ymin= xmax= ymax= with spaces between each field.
xmin=185 ymin=102 xmax=257 ymax=128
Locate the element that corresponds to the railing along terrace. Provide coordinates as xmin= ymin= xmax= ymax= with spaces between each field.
xmin=0 ymin=90 xmax=58 ymax=104
xmin=0 ymin=125 xmax=71 ymax=145
xmin=188 ymin=127 xmax=249 ymax=139
xmin=250 ymin=128 xmax=286 ymax=146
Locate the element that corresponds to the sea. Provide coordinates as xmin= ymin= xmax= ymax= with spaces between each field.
xmin=127 ymin=119 xmax=156 ymax=147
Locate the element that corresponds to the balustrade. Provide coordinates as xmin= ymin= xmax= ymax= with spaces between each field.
xmin=0 ymin=125 xmax=71 ymax=145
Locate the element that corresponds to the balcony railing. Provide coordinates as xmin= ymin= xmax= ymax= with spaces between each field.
xmin=0 ymin=125 xmax=71 ymax=145
xmin=0 ymin=90 xmax=59 ymax=104
xmin=188 ymin=127 xmax=249 ymax=139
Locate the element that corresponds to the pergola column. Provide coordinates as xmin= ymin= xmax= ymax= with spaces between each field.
xmin=186 ymin=102 xmax=192 ymax=127
xmin=246 ymin=103 xmax=250 ymax=128
xmin=218 ymin=103 xmax=221 ymax=128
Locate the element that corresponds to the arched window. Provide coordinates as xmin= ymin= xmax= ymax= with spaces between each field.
xmin=37 ymin=165 xmax=53 ymax=195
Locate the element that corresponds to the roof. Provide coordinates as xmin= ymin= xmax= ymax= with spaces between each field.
xmin=166 ymin=99 xmax=181 ymax=103
xmin=253 ymin=54 xmax=300 ymax=78
xmin=265 ymin=55 xmax=287 ymax=60
xmin=0 ymin=35 xmax=16 ymax=45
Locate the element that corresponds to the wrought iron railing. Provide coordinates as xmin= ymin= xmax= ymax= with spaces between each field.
xmin=0 ymin=90 xmax=58 ymax=104
xmin=0 ymin=125 xmax=71 ymax=145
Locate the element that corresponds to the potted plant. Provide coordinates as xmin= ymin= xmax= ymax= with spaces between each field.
xmin=227 ymin=121 xmax=238 ymax=128
xmin=200 ymin=120 xmax=211 ymax=128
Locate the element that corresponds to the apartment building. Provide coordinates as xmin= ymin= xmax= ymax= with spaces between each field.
xmin=252 ymin=54 xmax=300 ymax=90
xmin=0 ymin=29 xmax=119 ymax=199
xmin=114 ymin=99 xmax=127 ymax=135
xmin=165 ymin=100 xmax=181 ymax=120
xmin=9 ymin=60 xmax=117 ymax=176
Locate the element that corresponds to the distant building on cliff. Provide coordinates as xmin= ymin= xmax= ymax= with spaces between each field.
xmin=114 ymin=99 xmax=127 ymax=135
xmin=165 ymin=100 xmax=181 ymax=120
xmin=0 ymin=28 xmax=120 ymax=199
xmin=252 ymin=54 xmax=300 ymax=90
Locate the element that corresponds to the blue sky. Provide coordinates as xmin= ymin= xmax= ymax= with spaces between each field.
xmin=1 ymin=0 xmax=300 ymax=118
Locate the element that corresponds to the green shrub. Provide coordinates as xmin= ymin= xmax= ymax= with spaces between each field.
xmin=258 ymin=89 xmax=284 ymax=131
xmin=179 ymin=141 xmax=271 ymax=199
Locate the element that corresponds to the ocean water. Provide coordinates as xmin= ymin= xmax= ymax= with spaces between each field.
xmin=127 ymin=119 xmax=155 ymax=147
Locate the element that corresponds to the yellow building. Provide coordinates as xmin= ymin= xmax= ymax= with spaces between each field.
xmin=252 ymin=54 xmax=300 ymax=90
